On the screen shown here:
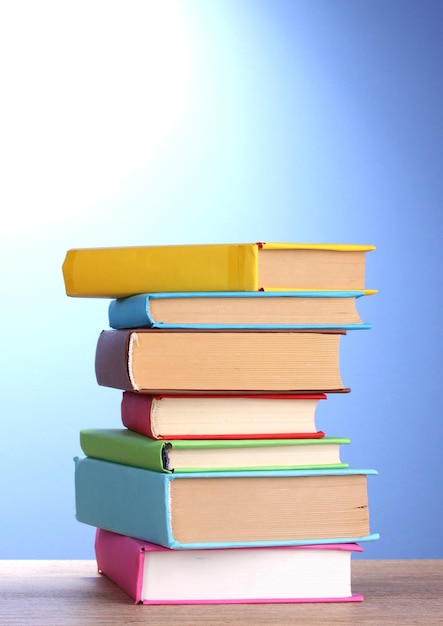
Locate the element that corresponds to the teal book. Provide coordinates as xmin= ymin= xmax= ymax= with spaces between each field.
xmin=79 ymin=428 xmax=351 ymax=472
xmin=108 ymin=291 xmax=371 ymax=330
xmin=74 ymin=456 xmax=379 ymax=549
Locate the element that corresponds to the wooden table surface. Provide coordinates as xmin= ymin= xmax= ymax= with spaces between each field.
xmin=0 ymin=559 xmax=442 ymax=625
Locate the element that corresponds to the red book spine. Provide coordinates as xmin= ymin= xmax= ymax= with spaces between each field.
xmin=121 ymin=391 xmax=155 ymax=437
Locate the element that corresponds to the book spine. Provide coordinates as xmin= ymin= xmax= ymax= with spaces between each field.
xmin=95 ymin=528 xmax=145 ymax=603
xmin=79 ymin=429 xmax=167 ymax=473
xmin=63 ymin=243 xmax=258 ymax=297
xmin=95 ymin=330 xmax=133 ymax=391
xmin=74 ymin=456 xmax=174 ymax=547
xmin=108 ymin=295 xmax=154 ymax=329
xmin=121 ymin=392 xmax=156 ymax=438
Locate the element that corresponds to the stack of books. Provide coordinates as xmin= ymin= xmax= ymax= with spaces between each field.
xmin=63 ymin=242 xmax=379 ymax=605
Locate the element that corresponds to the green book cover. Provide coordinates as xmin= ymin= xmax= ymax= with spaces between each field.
xmin=79 ymin=428 xmax=350 ymax=473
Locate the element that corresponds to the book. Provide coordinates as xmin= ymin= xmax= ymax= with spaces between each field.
xmin=74 ymin=456 xmax=379 ymax=549
xmin=108 ymin=291 xmax=372 ymax=330
xmin=62 ymin=242 xmax=376 ymax=298
xmin=95 ymin=329 xmax=349 ymax=394
xmin=95 ymin=528 xmax=364 ymax=604
xmin=120 ymin=391 xmax=327 ymax=440
xmin=79 ymin=428 xmax=350 ymax=472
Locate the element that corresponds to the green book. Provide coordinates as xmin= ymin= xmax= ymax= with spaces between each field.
xmin=79 ymin=429 xmax=350 ymax=473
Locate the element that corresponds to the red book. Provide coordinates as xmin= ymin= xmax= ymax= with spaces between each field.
xmin=121 ymin=391 xmax=327 ymax=440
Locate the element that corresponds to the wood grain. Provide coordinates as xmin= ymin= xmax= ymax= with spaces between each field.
xmin=0 ymin=560 xmax=442 ymax=626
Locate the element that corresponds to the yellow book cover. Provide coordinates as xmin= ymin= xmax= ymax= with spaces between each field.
xmin=62 ymin=242 xmax=375 ymax=298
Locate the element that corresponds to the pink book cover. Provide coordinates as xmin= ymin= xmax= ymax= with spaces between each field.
xmin=95 ymin=528 xmax=364 ymax=605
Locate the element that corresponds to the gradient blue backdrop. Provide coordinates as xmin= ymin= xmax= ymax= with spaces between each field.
xmin=1 ymin=0 xmax=442 ymax=559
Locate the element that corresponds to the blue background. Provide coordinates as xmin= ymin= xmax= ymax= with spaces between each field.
xmin=1 ymin=0 xmax=442 ymax=559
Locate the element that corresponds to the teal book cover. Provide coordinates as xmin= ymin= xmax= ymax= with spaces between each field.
xmin=108 ymin=291 xmax=371 ymax=330
xmin=74 ymin=456 xmax=379 ymax=549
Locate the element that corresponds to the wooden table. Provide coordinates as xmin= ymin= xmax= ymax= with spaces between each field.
xmin=0 ymin=560 xmax=442 ymax=625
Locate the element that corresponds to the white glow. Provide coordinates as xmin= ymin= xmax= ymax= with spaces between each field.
xmin=0 ymin=1 xmax=190 ymax=236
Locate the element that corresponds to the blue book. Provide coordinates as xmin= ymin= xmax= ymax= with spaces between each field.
xmin=74 ymin=456 xmax=379 ymax=549
xmin=108 ymin=291 xmax=372 ymax=330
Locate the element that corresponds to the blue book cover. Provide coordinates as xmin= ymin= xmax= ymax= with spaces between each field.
xmin=108 ymin=291 xmax=372 ymax=330
xmin=74 ymin=456 xmax=379 ymax=549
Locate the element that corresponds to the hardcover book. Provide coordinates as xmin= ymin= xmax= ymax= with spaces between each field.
xmin=62 ymin=242 xmax=376 ymax=298
xmin=74 ymin=456 xmax=379 ymax=549
xmin=95 ymin=329 xmax=349 ymax=394
xmin=95 ymin=528 xmax=365 ymax=604
xmin=108 ymin=290 xmax=371 ymax=330
xmin=79 ymin=428 xmax=350 ymax=472
xmin=120 ymin=392 xmax=327 ymax=440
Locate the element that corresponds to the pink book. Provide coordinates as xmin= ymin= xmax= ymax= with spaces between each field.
xmin=95 ymin=528 xmax=364 ymax=605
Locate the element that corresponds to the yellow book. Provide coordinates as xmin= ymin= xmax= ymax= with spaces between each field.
xmin=62 ymin=242 xmax=376 ymax=298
